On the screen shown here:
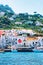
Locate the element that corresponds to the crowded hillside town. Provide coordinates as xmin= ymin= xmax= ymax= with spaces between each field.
xmin=0 ymin=29 xmax=43 ymax=52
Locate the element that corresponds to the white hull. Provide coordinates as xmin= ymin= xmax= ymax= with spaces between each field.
xmin=33 ymin=46 xmax=43 ymax=52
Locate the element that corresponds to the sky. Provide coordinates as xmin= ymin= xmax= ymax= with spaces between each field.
xmin=0 ymin=0 xmax=43 ymax=15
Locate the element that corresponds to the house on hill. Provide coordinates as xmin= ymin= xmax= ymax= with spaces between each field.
xmin=35 ymin=21 xmax=43 ymax=26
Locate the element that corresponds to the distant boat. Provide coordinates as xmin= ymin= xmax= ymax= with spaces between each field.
xmin=0 ymin=48 xmax=11 ymax=52
xmin=4 ymin=45 xmax=12 ymax=52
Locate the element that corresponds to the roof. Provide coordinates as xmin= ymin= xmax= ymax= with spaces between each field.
xmin=26 ymin=37 xmax=38 ymax=41
xmin=0 ymin=30 xmax=5 ymax=36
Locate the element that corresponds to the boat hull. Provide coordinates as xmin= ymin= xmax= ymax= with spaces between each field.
xmin=33 ymin=49 xmax=43 ymax=52
xmin=17 ymin=48 xmax=33 ymax=52
xmin=4 ymin=49 xmax=11 ymax=52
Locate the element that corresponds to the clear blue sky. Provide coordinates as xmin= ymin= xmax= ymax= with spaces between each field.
xmin=0 ymin=0 xmax=43 ymax=15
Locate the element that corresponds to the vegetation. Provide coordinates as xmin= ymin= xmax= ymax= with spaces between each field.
xmin=0 ymin=4 xmax=43 ymax=34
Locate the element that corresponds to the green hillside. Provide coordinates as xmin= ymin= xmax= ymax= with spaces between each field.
xmin=0 ymin=5 xmax=43 ymax=34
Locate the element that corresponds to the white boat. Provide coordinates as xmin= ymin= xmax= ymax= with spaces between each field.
xmin=33 ymin=46 xmax=43 ymax=52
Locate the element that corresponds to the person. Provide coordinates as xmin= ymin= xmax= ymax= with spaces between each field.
xmin=24 ymin=43 xmax=26 ymax=47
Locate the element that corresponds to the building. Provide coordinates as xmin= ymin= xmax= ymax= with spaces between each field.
xmin=35 ymin=21 xmax=43 ymax=26
xmin=15 ymin=22 xmax=22 ymax=25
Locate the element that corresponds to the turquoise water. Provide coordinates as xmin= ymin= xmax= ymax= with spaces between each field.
xmin=0 ymin=51 xmax=43 ymax=65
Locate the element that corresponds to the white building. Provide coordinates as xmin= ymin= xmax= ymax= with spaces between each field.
xmin=25 ymin=21 xmax=33 ymax=24
xmin=15 ymin=22 xmax=22 ymax=25
xmin=36 ymin=21 xmax=43 ymax=26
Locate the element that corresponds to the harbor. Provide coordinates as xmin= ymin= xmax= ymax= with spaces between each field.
xmin=0 ymin=0 xmax=43 ymax=65
xmin=0 ymin=29 xmax=43 ymax=52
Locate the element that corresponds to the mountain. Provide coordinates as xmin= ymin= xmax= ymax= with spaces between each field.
xmin=0 ymin=4 xmax=16 ymax=29
xmin=0 ymin=4 xmax=15 ymax=18
xmin=0 ymin=4 xmax=14 ymax=13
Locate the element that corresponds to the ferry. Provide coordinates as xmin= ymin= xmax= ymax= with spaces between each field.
xmin=16 ymin=43 xmax=33 ymax=52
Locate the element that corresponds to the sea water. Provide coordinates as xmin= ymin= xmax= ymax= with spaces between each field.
xmin=0 ymin=51 xmax=43 ymax=65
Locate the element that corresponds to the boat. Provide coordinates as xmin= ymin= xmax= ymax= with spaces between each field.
xmin=16 ymin=43 xmax=33 ymax=52
xmin=4 ymin=45 xmax=12 ymax=52
xmin=16 ymin=47 xmax=33 ymax=52
xmin=4 ymin=48 xmax=12 ymax=52
xmin=33 ymin=46 xmax=43 ymax=52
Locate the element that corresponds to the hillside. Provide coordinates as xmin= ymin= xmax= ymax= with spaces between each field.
xmin=0 ymin=4 xmax=43 ymax=34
